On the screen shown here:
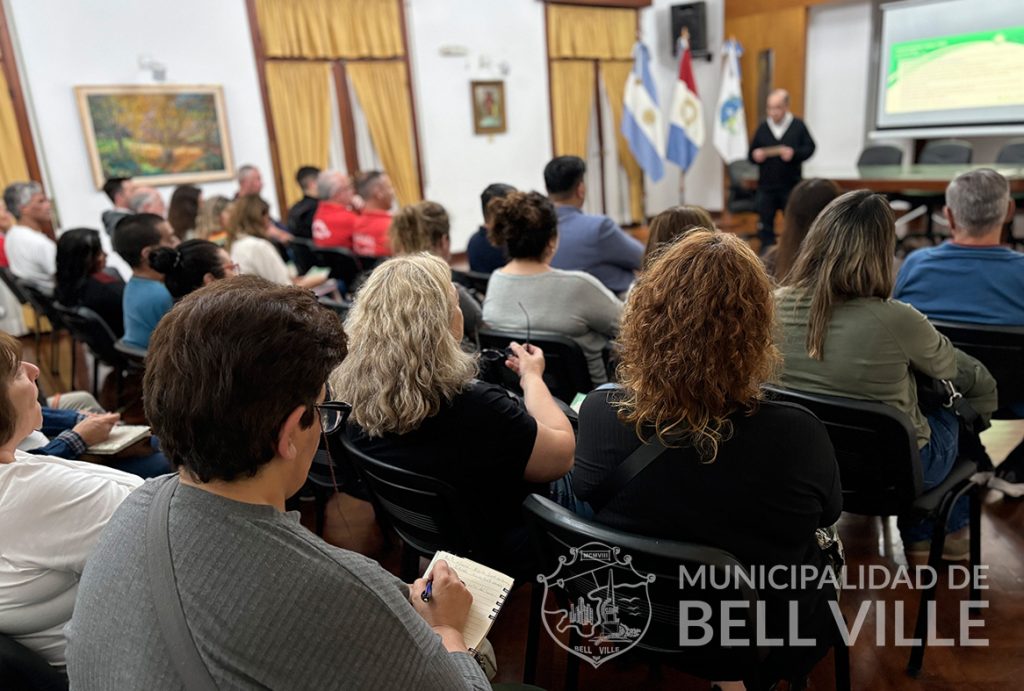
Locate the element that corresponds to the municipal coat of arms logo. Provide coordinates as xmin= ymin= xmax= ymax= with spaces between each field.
xmin=537 ymin=542 xmax=655 ymax=667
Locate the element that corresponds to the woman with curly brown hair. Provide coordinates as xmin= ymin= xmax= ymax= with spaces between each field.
xmin=574 ymin=230 xmax=841 ymax=685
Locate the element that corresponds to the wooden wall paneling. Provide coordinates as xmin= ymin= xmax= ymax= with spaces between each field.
xmin=245 ymin=0 xmax=287 ymax=216
xmin=726 ymin=0 xmax=835 ymax=20
xmin=396 ymin=0 xmax=425 ymax=199
xmin=0 ymin=2 xmax=42 ymax=184
xmin=331 ymin=61 xmax=360 ymax=174
xmin=725 ymin=5 xmax=808 ymax=140
xmin=545 ymin=0 xmax=651 ymax=7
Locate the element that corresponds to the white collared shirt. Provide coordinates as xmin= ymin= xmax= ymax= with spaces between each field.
xmin=768 ymin=112 xmax=794 ymax=141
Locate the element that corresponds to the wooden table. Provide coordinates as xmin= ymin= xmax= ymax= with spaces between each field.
xmin=742 ymin=164 xmax=1024 ymax=193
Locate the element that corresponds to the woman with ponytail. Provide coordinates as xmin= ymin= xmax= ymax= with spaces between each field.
xmin=148 ymin=239 xmax=237 ymax=300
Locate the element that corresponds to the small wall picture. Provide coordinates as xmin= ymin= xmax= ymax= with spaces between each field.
xmin=471 ymin=80 xmax=506 ymax=135
xmin=75 ymin=84 xmax=234 ymax=188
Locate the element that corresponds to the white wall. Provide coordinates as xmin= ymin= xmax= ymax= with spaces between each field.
xmin=642 ymin=0 xmax=725 ymax=215
xmin=6 ymin=0 xmax=278 ymax=229
xmin=406 ymin=0 xmax=552 ymax=251
xmin=804 ymin=0 xmax=873 ymax=171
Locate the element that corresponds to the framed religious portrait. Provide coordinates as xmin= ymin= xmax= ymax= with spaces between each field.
xmin=470 ymin=80 xmax=507 ymax=135
xmin=75 ymin=84 xmax=235 ymax=188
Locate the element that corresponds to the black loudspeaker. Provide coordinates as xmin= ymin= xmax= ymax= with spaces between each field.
xmin=670 ymin=2 xmax=709 ymax=60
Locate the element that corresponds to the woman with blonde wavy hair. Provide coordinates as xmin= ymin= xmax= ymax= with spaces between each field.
xmin=574 ymin=230 xmax=841 ymax=685
xmin=331 ymin=252 xmax=575 ymax=575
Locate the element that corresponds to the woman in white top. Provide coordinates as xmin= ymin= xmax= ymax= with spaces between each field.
xmin=228 ymin=195 xmax=325 ymax=289
xmin=482 ymin=191 xmax=622 ymax=384
xmin=0 ymin=331 xmax=141 ymax=668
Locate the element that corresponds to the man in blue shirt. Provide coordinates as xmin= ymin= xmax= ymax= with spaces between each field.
xmin=895 ymin=168 xmax=1022 ymax=498
xmin=544 ymin=156 xmax=643 ymax=296
xmin=467 ymin=183 xmax=514 ymax=274
xmin=113 ymin=213 xmax=178 ymax=349
xmin=894 ymin=168 xmax=1020 ymax=325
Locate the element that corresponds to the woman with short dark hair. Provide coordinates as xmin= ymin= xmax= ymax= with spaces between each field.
xmin=167 ymin=184 xmax=202 ymax=241
xmin=482 ymin=191 xmax=622 ymax=384
xmin=763 ymin=178 xmax=840 ymax=282
xmin=66 ymin=276 xmax=490 ymax=689
xmin=149 ymin=239 xmax=237 ymax=300
xmin=55 ymin=227 xmax=125 ymax=336
xmin=642 ymin=204 xmax=714 ymax=266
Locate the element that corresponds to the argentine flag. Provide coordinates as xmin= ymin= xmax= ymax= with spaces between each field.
xmin=622 ymin=42 xmax=665 ymax=182
xmin=666 ymin=36 xmax=704 ymax=172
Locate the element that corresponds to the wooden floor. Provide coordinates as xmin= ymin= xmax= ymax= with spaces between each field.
xmin=23 ymin=324 xmax=1024 ymax=691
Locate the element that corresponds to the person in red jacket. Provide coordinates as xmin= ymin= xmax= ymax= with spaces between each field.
xmin=311 ymin=171 xmax=360 ymax=249
xmin=352 ymin=171 xmax=395 ymax=259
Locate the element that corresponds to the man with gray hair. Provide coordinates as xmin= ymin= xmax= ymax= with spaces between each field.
xmin=310 ymin=170 xmax=359 ymax=248
xmin=127 ymin=186 xmax=166 ymax=217
xmin=3 ymin=181 xmax=57 ymax=295
xmin=894 ymin=168 xmax=1019 ymax=325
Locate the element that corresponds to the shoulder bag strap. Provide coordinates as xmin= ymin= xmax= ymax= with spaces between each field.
xmin=588 ymin=436 xmax=668 ymax=512
xmin=146 ymin=477 xmax=219 ymax=691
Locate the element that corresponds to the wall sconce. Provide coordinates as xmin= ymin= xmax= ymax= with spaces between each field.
xmin=138 ymin=54 xmax=167 ymax=83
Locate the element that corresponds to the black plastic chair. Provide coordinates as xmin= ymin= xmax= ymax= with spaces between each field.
xmin=340 ymin=432 xmax=478 ymax=581
xmin=930 ymin=321 xmax=1024 ymax=416
xmin=0 ymin=270 xmax=66 ymax=377
xmin=314 ymin=247 xmax=363 ymax=296
xmin=522 ymin=495 xmax=850 ymax=691
xmin=477 ymin=327 xmax=595 ymax=404
xmin=451 ymin=268 xmax=491 ymax=301
xmin=995 ymin=139 xmax=1024 ymax=165
xmin=919 ymin=139 xmax=973 ymax=165
xmin=0 ymin=267 xmax=41 ymax=354
xmin=0 ymin=632 xmax=68 ymax=691
xmin=857 ymin=145 xmax=903 ymax=166
xmin=289 ymin=236 xmax=319 ymax=275
xmin=52 ymin=303 xmax=129 ymax=402
xmin=113 ymin=338 xmax=147 ymax=377
xmin=763 ymin=385 xmax=982 ymax=676
xmin=318 ymin=296 xmax=352 ymax=320
xmin=726 ymin=160 xmax=758 ymax=215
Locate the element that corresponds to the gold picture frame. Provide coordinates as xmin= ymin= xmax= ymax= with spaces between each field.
xmin=471 ymin=80 xmax=507 ymax=135
xmin=75 ymin=84 xmax=234 ymax=189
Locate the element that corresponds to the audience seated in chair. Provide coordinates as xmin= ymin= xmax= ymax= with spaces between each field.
xmin=642 ymin=204 xmax=714 ymax=267
xmin=761 ymin=178 xmax=840 ymax=282
xmin=149 ymin=240 xmax=237 ymax=301
xmin=311 ymin=170 xmax=360 ymax=249
xmin=544 ymin=156 xmax=643 ymax=296
xmin=65 ymin=276 xmax=489 ymax=689
xmin=331 ymin=253 xmax=576 ymax=577
xmin=573 ymin=230 xmax=841 ymax=686
xmin=775 ymin=190 xmax=997 ymax=559
xmin=112 ymin=213 xmax=178 ymax=350
xmin=228 ymin=195 xmax=326 ymax=290
xmin=467 ymin=183 xmax=515 ymax=274
xmin=389 ymin=200 xmax=482 ymax=341
xmin=3 ymin=182 xmax=56 ymax=296
xmin=97 ymin=178 xmax=134 ymax=282
xmin=0 ymin=334 xmax=141 ymax=669
xmin=127 ymin=187 xmax=165 ymax=217
xmin=482 ymin=190 xmax=622 ymax=385
xmin=194 ymin=195 xmax=231 ymax=246
xmin=287 ymin=165 xmax=321 ymax=240
xmin=235 ymin=164 xmax=292 ymax=245
xmin=55 ymin=228 xmax=125 ymax=337
xmin=353 ymin=170 xmax=395 ymax=259
xmin=166 ymin=185 xmax=202 ymax=242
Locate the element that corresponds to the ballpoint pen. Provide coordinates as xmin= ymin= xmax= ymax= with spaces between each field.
xmin=421 ymin=579 xmax=432 ymax=603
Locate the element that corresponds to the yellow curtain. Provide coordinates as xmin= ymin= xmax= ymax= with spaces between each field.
xmin=254 ymin=0 xmax=404 ymax=59
xmin=548 ymin=5 xmax=635 ymax=60
xmin=600 ymin=60 xmax=644 ymax=223
xmin=0 ymin=68 xmax=28 ymax=187
xmin=265 ymin=62 xmax=332 ymax=209
xmin=549 ymin=60 xmax=594 ymax=159
xmin=347 ymin=61 xmax=420 ymax=207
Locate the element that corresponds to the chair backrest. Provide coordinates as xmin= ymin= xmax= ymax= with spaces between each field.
xmin=451 ymin=268 xmax=491 ymax=299
xmin=0 ymin=632 xmax=68 ymax=691
xmin=995 ymin=139 xmax=1024 ymax=165
xmin=339 ymin=432 xmax=478 ymax=559
xmin=318 ymin=297 xmax=351 ymax=320
xmin=313 ymin=247 xmax=363 ymax=293
xmin=289 ymin=237 xmax=318 ymax=275
xmin=477 ymin=327 xmax=594 ymax=403
xmin=523 ymin=494 xmax=765 ymax=676
xmin=763 ymin=385 xmax=922 ymax=515
xmin=0 ymin=268 xmax=29 ymax=305
xmin=52 ymin=303 xmax=125 ymax=367
xmin=919 ymin=139 xmax=972 ymax=165
xmin=727 ymin=159 xmax=757 ymax=187
xmin=9 ymin=277 xmax=63 ymax=329
xmin=857 ymin=145 xmax=903 ymax=166
xmin=930 ymin=320 xmax=1024 ymax=413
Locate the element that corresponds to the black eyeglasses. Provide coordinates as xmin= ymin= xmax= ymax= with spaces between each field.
xmin=518 ymin=301 xmax=531 ymax=349
xmin=315 ymin=385 xmax=352 ymax=435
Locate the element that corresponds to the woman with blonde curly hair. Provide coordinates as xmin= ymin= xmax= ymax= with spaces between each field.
xmin=574 ymin=230 xmax=841 ymax=685
xmin=331 ymin=252 xmax=575 ymax=575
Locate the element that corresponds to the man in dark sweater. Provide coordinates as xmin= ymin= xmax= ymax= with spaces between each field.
xmin=748 ymin=89 xmax=816 ymax=250
xmin=286 ymin=165 xmax=321 ymax=239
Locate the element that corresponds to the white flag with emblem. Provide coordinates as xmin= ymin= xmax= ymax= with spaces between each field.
xmin=713 ymin=40 xmax=748 ymax=163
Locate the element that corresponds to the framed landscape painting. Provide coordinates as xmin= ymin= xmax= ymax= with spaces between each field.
xmin=75 ymin=84 xmax=234 ymax=188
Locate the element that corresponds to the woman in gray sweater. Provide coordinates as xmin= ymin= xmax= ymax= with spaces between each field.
xmin=482 ymin=191 xmax=622 ymax=385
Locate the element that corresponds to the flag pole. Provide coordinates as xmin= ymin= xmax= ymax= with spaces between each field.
xmin=677 ymin=26 xmax=690 ymax=206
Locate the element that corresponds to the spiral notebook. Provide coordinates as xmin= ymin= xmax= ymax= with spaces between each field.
xmin=424 ymin=551 xmax=514 ymax=651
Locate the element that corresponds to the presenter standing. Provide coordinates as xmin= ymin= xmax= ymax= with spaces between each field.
xmin=749 ymin=89 xmax=816 ymax=251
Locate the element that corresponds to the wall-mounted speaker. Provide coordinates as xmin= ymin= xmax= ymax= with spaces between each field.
xmin=670 ymin=2 xmax=709 ymax=61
